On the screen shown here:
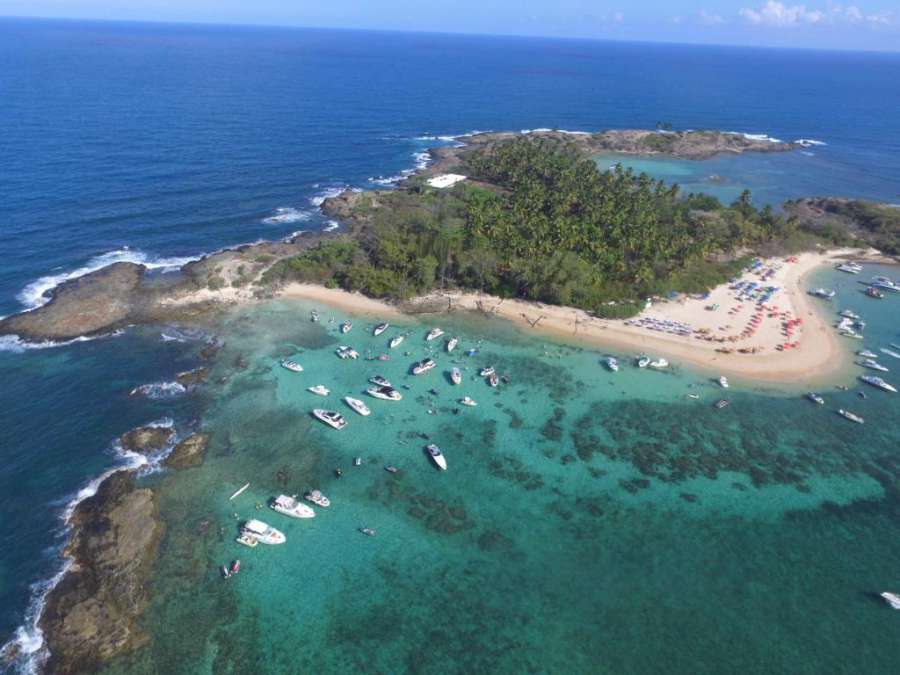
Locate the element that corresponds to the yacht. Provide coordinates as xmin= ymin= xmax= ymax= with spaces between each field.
xmin=857 ymin=350 xmax=878 ymax=359
xmin=649 ymin=358 xmax=669 ymax=369
xmin=870 ymin=275 xmax=900 ymax=292
xmin=270 ymin=495 xmax=316 ymax=519
xmin=837 ymin=408 xmax=864 ymax=424
xmin=446 ymin=336 xmax=459 ymax=352
xmin=487 ymin=372 xmax=499 ymax=387
xmin=604 ymin=357 xmax=619 ymax=372
xmin=859 ymin=375 xmax=897 ymax=393
xmin=312 ymin=409 xmax=348 ymax=430
xmin=479 ymin=366 xmax=495 ymax=377
xmin=880 ymin=592 xmax=900 ymax=610
xmin=367 ymin=385 xmax=402 ymax=401
xmin=307 ymin=385 xmax=330 ymax=396
xmin=809 ymin=288 xmax=836 ymax=300
xmin=304 ymin=489 xmax=330 ymax=507
xmin=450 ymin=367 xmax=462 ymax=385
xmin=882 ymin=348 xmax=900 ymax=359
xmin=806 ymin=392 xmax=825 ymax=405
xmin=636 ymin=355 xmax=650 ymax=368
xmin=857 ymin=359 xmax=889 ymax=373
xmin=412 ymin=358 xmax=437 ymax=375
xmin=426 ymin=328 xmax=445 ymax=341
xmin=340 ymin=320 xmax=353 ymax=334
xmin=345 ymin=396 xmax=372 ymax=416
xmin=718 ymin=376 xmax=729 ymax=388
xmin=335 ymin=346 xmax=359 ymax=360
xmin=425 ymin=443 xmax=447 ymax=470
xmin=839 ymin=309 xmax=861 ymax=320
xmin=389 ymin=334 xmax=405 ymax=349
xmin=241 ymin=519 xmax=286 ymax=545
xmin=280 ymin=360 xmax=303 ymax=373
xmin=369 ymin=375 xmax=392 ymax=387
xmin=373 ymin=322 xmax=389 ymax=336
xmin=460 ymin=396 xmax=477 ymax=407
xmin=836 ymin=262 xmax=863 ymax=274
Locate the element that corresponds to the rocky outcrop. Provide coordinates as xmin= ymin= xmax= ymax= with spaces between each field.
xmin=119 ymin=425 xmax=174 ymax=455
xmin=163 ymin=432 xmax=209 ymax=469
xmin=40 ymin=471 xmax=164 ymax=674
xmin=175 ymin=367 xmax=208 ymax=388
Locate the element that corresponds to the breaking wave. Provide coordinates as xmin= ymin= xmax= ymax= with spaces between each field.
xmin=262 ymin=207 xmax=312 ymax=225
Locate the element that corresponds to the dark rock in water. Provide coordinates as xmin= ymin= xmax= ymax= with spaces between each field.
xmin=40 ymin=471 xmax=164 ymax=675
xmin=175 ymin=367 xmax=208 ymax=388
xmin=234 ymin=356 xmax=249 ymax=370
xmin=560 ymin=454 xmax=576 ymax=465
xmin=619 ymin=477 xmax=652 ymax=494
xmin=119 ymin=425 xmax=174 ymax=455
xmin=680 ymin=492 xmax=699 ymax=503
xmin=199 ymin=339 xmax=222 ymax=361
xmin=163 ymin=433 xmax=209 ymax=470
xmin=476 ymin=529 xmax=514 ymax=552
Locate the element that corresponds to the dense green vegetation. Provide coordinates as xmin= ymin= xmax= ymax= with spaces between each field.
xmin=789 ymin=198 xmax=900 ymax=255
xmin=263 ymin=137 xmax=803 ymax=316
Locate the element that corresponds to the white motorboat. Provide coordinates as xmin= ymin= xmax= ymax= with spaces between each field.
xmin=308 ymin=385 xmax=330 ymax=396
xmin=446 ymin=336 xmax=459 ymax=352
xmin=373 ymin=322 xmax=389 ymax=336
xmin=450 ymin=367 xmax=462 ymax=385
xmin=604 ymin=357 xmax=619 ymax=372
xmin=840 ymin=331 xmax=864 ymax=340
xmin=241 ymin=519 xmax=286 ymax=545
xmin=312 ymin=409 xmax=348 ymax=430
xmin=881 ymin=348 xmax=900 ymax=359
xmin=636 ymin=356 xmax=650 ymax=368
xmin=426 ymin=328 xmax=445 ymax=341
xmin=336 ymin=346 xmax=359 ymax=360
xmin=479 ymin=366 xmax=495 ymax=377
xmin=270 ymin=495 xmax=316 ymax=519
xmin=857 ymin=350 xmax=878 ymax=359
xmin=837 ymin=408 xmax=864 ymax=424
xmin=359 ymin=527 xmax=377 ymax=536
xmin=870 ymin=275 xmax=900 ymax=292
xmin=412 ymin=358 xmax=436 ymax=375
xmin=718 ymin=376 xmax=729 ymax=388
xmin=425 ymin=443 xmax=447 ymax=470
xmin=281 ymin=360 xmax=303 ymax=373
xmin=809 ymin=288 xmax=836 ymax=300
xmin=881 ymin=592 xmax=900 ymax=609
xmin=310 ymin=310 xmax=320 ymax=322
xmin=369 ymin=375 xmax=392 ymax=387
xmin=806 ymin=392 xmax=825 ymax=405
xmin=460 ymin=396 xmax=477 ymax=407
xmin=859 ymin=375 xmax=897 ymax=393
xmin=354 ymin=457 xmax=362 ymax=467
xmin=389 ymin=335 xmax=405 ymax=349
xmin=345 ymin=396 xmax=372 ymax=416
xmin=367 ymin=385 xmax=402 ymax=401
xmin=340 ymin=321 xmax=353 ymax=334
xmin=840 ymin=309 xmax=861 ymax=320
xmin=304 ymin=489 xmax=330 ymax=507
xmin=649 ymin=358 xmax=669 ymax=369
xmin=857 ymin=359 xmax=889 ymax=373
xmin=487 ymin=372 xmax=499 ymax=387
xmin=836 ymin=262 xmax=862 ymax=274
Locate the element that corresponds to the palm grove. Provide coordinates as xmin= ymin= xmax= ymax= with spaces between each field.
xmin=263 ymin=137 xmax=799 ymax=317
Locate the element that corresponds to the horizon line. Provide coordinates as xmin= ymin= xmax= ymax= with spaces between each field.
xmin=1 ymin=13 xmax=899 ymax=56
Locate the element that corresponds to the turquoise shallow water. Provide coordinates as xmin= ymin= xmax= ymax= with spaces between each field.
xmin=94 ymin=264 xmax=900 ymax=674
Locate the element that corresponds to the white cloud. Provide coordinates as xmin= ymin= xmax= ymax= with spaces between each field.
xmin=699 ymin=10 xmax=726 ymax=24
xmin=738 ymin=2 xmax=894 ymax=27
xmin=612 ymin=11 xmax=625 ymax=24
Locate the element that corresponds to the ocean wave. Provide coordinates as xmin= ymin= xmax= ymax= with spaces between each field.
xmin=725 ymin=131 xmax=784 ymax=144
xmin=262 ymin=207 xmax=312 ymax=225
xmin=129 ymin=381 xmax=187 ymax=399
xmin=309 ymin=186 xmax=361 ymax=207
xmin=17 ymin=248 xmax=200 ymax=310
xmin=323 ymin=220 xmax=339 ymax=232
xmin=414 ymin=134 xmax=458 ymax=142
xmin=0 ymin=330 xmax=124 ymax=354
xmin=368 ymin=174 xmax=405 ymax=186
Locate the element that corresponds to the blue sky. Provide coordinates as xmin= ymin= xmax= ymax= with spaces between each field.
xmin=2 ymin=0 xmax=899 ymax=51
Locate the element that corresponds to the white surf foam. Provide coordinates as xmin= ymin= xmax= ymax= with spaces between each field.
xmin=309 ymin=186 xmax=348 ymax=207
xmin=0 ymin=330 xmax=124 ymax=354
xmin=262 ymin=207 xmax=312 ymax=225
xmin=726 ymin=131 xmax=784 ymax=144
xmin=17 ymin=248 xmax=200 ymax=310
xmin=129 ymin=381 xmax=187 ymax=399
xmin=795 ymin=138 xmax=826 ymax=147
xmin=323 ymin=220 xmax=339 ymax=232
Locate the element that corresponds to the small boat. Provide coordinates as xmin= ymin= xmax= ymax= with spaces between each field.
xmin=857 ymin=350 xmax=878 ymax=359
xmin=308 ymin=385 xmax=330 ymax=396
xmin=345 ymin=396 xmax=372 ymax=416
xmin=235 ymin=533 xmax=258 ymax=547
xmin=304 ymin=489 xmax=330 ymax=507
xmin=425 ymin=443 xmax=447 ymax=470
xmin=479 ymin=366 xmax=495 ymax=377
xmin=340 ymin=321 xmax=353 ymax=334
xmin=446 ymin=336 xmax=459 ymax=352
xmin=837 ymin=408 xmax=864 ymax=424
xmin=806 ymin=392 xmax=825 ymax=405
xmin=836 ymin=262 xmax=862 ymax=274
xmin=369 ymin=375 xmax=392 ymax=387
xmin=882 ymin=348 xmax=900 ymax=359
xmin=229 ymin=482 xmax=251 ymax=501
xmin=310 ymin=310 xmax=320 ymax=322
xmin=880 ymin=592 xmax=900 ymax=609
xmin=412 ymin=358 xmax=436 ymax=375
xmin=604 ymin=357 xmax=619 ymax=372
xmin=384 ymin=465 xmax=399 ymax=474
xmin=840 ymin=331 xmax=864 ymax=340
xmin=649 ymin=358 xmax=669 ymax=369
xmin=636 ymin=356 xmax=650 ymax=368
xmin=487 ymin=372 xmax=499 ymax=387
xmin=359 ymin=527 xmax=377 ymax=536
xmin=373 ymin=322 xmax=390 ymax=336
xmin=241 ymin=519 xmax=286 ymax=545
xmin=839 ymin=309 xmax=861 ymax=320
xmin=280 ymin=360 xmax=303 ymax=373
xmin=335 ymin=346 xmax=359 ymax=360
xmin=859 ymin=375 xmax=897 ymax=393
xmin=460 ymin=396 xmax=477 ymax=407
xmin=426 ymin=328 xmax=445 ymax=341
xmin=450 ymin=367 xmax=462 ymax=385
xmin=809 ymin=288 xmax=836 ymax=300
xmin=270 ymin=494 xmax=316 ymax=519
xmin=312 ymin=409 xmax=348 ymax=430
xmin=353 ymin=457 xmax=362 ymax=467
xmin=366 ymin=385 xmax=402 ymax=401
xmin=222 ymin=559 xmax=240 ymax=578
xmin=687 ymin=393 xmax=700 ymax=400
xmin=718 ymin=376 xmax=729 ymax=388
xmin=715 ymin=399 xmax=729 ymax=409
xmin=865 ymin=286 xmax=884 ymax=299
xmin=389 ymin=335 xmax=405 ymax=349
xmin=857 ymin=359 xmax=889 ymax=373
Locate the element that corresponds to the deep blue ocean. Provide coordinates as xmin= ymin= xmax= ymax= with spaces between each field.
xmin=2 ymin=18 xmax=900 ymax=672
